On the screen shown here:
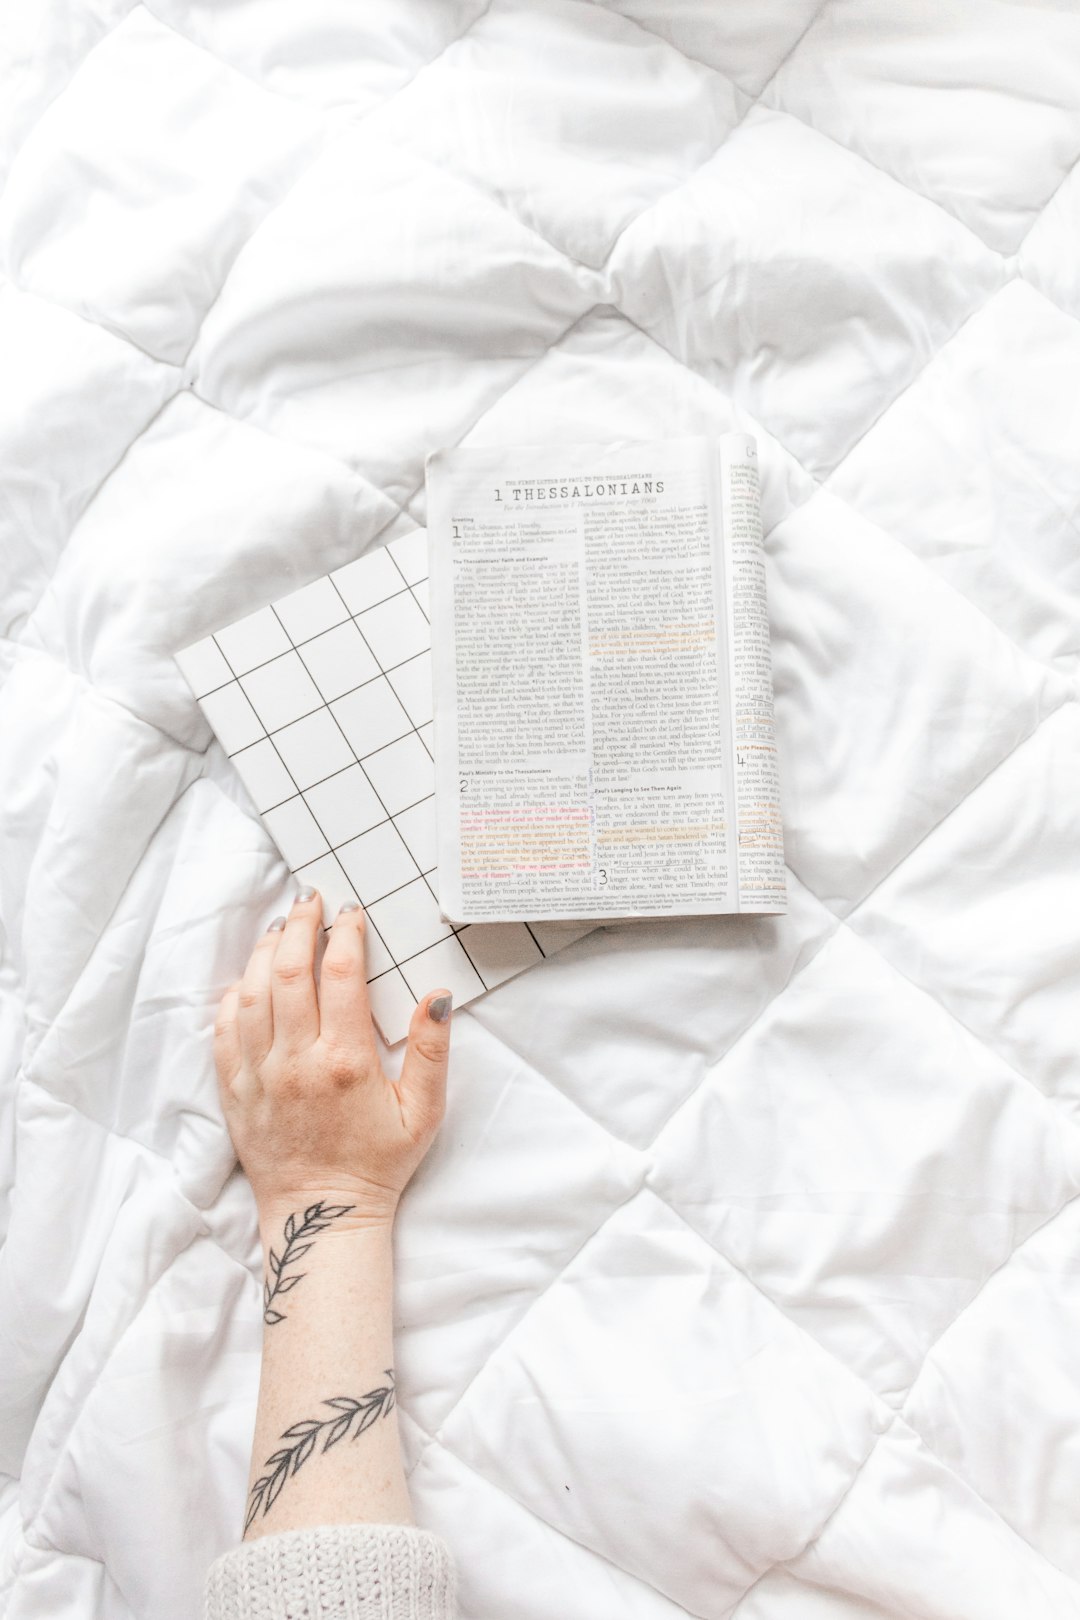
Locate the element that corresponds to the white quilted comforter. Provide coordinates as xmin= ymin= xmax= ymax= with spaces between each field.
xmin=2 ymin=4 xmax=1079 ymax=1617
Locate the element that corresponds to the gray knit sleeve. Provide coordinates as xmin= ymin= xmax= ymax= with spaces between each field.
xmin=204 ymin=1523 xmax=456 ymax=1619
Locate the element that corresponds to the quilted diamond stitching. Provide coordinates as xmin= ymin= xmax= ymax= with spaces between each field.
xmin=3 ymin=5 xmax=1080 ymax=1615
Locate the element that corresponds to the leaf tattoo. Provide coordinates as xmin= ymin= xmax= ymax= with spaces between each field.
xmin=244 ymin=1372 xmax=397 ymax=1534
xmin=263 ymin=1200 xmax=356 ymax=1326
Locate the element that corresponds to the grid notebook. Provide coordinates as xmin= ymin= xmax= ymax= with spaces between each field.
xmin=175 ymin=530 xmax=592 ymax=1045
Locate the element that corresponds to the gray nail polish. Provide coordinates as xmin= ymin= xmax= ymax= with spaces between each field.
xmin=428 ymin=993 xmax=452 ymax=1023
xmin=267 ymin=916 xmax=286 ymax=933
xmin=338 ymin=900 xmax=361 ymax=914
xmin=295 ymin=886 xmax=316 ymax=904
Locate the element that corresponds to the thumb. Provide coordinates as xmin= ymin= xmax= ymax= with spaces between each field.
xmin=398 ymin=989 xmax=452 ymax=1139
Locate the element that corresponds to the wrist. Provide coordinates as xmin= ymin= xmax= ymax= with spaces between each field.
xmin=257 ymin=1189 xmax=399 ymax=1251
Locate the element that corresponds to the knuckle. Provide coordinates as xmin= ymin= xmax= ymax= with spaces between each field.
xmin=273 ymin=958 xmax=308 ymax=989
xmin=213 ymin=1014 xmax=235 ymax=1041
xmin=237 ymin=987 xmax=264 ymax=1014
xmin=322 ymin=1043 xmax=361 ymax=1088
xmin=410 ymin=1033 xmax=447 ymax=1068
xmin=321 ymin=951 xmax=358 ymax=985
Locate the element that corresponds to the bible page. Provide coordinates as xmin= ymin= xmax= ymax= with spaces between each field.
xmin=719 ymin=436 xmax=788 ymax=913
xmin=427 ymin=434 xmax=785 ymax=924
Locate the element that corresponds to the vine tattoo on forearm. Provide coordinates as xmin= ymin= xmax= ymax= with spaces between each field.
xmin=263 ymin=1200 xmax=356 ymax=1325
xmin=244 ymin=1373 xmax=397 ymax=1534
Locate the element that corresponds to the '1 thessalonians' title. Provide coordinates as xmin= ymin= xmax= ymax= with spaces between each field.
xmin=494 ymin=478 xmax=665 ymax=502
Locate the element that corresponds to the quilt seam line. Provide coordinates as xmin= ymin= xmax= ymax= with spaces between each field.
xmin=467 ymin=993 xmax=663 ymax=1148
xmin=584 ymin=0 xmax=823 ymax=93
xmin=186 ymin=387 xmax=415 ymax=538
xmin=349 ymin=6 xmax=919 ymax=298
xmin=141 ymin=0 xmax=497 ymax=132
xmin=758 ymin=78 xmax=1016 ymax=262
xmin=752 ymin=0 xmax=832 ymax=102
xmin=176 ymin=132 xmax=333 ymax=374
xmin=896 ymin=1391 xmax=1080 ymax=1593
xmin=844 ymin=817 xmax=1080 ymax=1128
xmin=185 ymin=291 xmax=605 ymax=542
xmin=899 ymin=1191 xmax=1080 ymax=1420
xmin=779 ymin=1416 xmax=898 ymax=1592
xmin=63 ymin=0 xmax=503 ymax=375
xmin=836 ymin=693 xmax=1070 ymax=930
xmin=148 ymin=0 xmax=759 ymax=283
xmin=464 ymin=863 xmax=835 ymax=1159
xmin=1014 ymin=141 xmax=1080 ymax=256
xmin=14 ymin=1224 xmax=212 ymax=1569
xmin=648 ymin=1184 xmax=896 ymax=1414
xmin=0 ymin=639 xmax=212 ymax=761
xmin=646 ymin=1191 xmax=1080 ymax=1599
xmin=179 ymin=292 xmax=817 ymax=708
xmin=427 ymin=1179 xmax=1029 ymax=1620
xmin=628 ymin=1188 xmax=899 ymax=1603
xmin=158 ymin=0 xmax=504 ymax=374
xmin=10 ymin=294 xmax=600 ymax=696
xmin=0 ymin=276 xmax=177 ymax=369
xmin=2 ymin=380 xmax=182 ymax=644
xmin=14 ymin=141 xmax=1066 ymax=717
xmin=407 ymin=1421 xmax=719 ymax=1620
xmin=5 ymin=0 xmax=761 ymax=332
xmin=7 ymin=757 xmax=205 ymax=1036
xmin=648 ymin=1158 xmax=1080 ymax=1595
xmin=813 ymin=281 xmax=1007 ymax=486
xmin=800 ymin=1393 xmax=1080 ymax=1604
xmin=0 ymin=277 xmax=183 ymax=375
xmin=7 ymin=10 xmax=794 ymax=377
xmin=478 ymin=695 xmax=1070 ymax=1181
xmin=614 ymin=284 xmax=1075 ymax=687
xmin=1018 ymin=270 xmax=1080 ymax=372
xmin=0 ymin=2 xmax=139 ymax=210
xmin=429 ymin=1181 xmax=644 ymax=1443
xmin=639 ymin=898 xmax=843 ymax=1151
xmin=639 ymin=718 xmax=1078 ymax=1354
xmin=5 ymin=290 xmax=610 ymax=863
xmin=644 ymin=704 xmax=1067 ymax=1159
xmin=371 ymin=100 xmax=753 ymax=280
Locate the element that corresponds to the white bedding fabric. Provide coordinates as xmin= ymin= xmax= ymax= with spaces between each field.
xmin=2 ymin=4 xmax=1079 ymax=1617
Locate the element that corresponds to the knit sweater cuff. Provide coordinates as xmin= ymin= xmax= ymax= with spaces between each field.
xmin=204 ymin=1522 xmax=456 ymax=1619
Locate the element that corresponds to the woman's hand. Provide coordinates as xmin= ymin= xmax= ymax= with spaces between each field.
xmin=213 ymin=887 xmax=452 ymax=1235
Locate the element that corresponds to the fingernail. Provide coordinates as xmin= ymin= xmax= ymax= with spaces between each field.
xmin=295 ymin=887 xmax=316 ymax=904
xmin=428 ymin=993 xmax=452 ymax=1023
xmin=338 ymin=900 xmax=361 ymax=914
xmin=267 ymin=916 xmax=286 ymax=933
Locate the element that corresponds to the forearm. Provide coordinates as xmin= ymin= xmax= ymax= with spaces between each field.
xmin=243 ymin=1199 xmax=411 ymax=1542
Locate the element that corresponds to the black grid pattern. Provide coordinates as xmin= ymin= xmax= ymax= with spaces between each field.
xmin=178 ymin=532 xmax=565 ymax=1042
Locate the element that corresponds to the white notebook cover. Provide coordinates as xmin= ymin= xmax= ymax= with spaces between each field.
xmin=175 ymin=532 xmax=592 ymax=1045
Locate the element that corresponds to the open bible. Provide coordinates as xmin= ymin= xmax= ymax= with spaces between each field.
xmin=426 ymin=433 xmax=787 ymax=926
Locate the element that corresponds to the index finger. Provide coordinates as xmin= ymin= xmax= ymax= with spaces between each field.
xmin=317 ymin=902 xmax=378 ymax=1061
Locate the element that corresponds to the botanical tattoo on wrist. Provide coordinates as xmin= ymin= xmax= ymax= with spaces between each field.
xmin=244 ymin=1372 xmax=397 ymax=1534
xmin=263 ymin=1200 xmax=356 ymax=1325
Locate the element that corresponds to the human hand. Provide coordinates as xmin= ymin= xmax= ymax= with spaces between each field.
xmin=213 ymin=887 xmax=452 ymax=1235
